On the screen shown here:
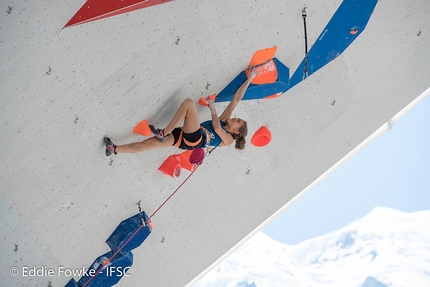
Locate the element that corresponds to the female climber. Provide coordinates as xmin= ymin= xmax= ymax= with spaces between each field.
xmin=104 ymin=67 xmax=258 ymax=156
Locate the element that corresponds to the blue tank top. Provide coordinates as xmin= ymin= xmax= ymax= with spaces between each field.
xmin=200 ymin=120 xmax=228 ymax=148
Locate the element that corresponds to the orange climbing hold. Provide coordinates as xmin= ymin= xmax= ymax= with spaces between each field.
xmin=251 ymin=126 xmax=272 ymax=147
xmin=263 ymin=92 xmax=282 ymax=99
xmin=246 ymin=59 xmax=278 ymax=85
xmin=246 ymin=46 xmax=279 ymax=85
xmin=158 ymin=155 xmax=182 ymax=178
xmin=350 ymin=27 xmax=359 ymax=34
xmin=198 ymin=94 xmax=216 ymax=106
xmin=248 ymin=46 xmax=278 ymax=67
xmin=102 ymin=259 xmax=110 ymax=266
xmin=133 ymin=120 xmax=151 ymax=136
xmin=179 ymin=150 xmax=197 ymax=172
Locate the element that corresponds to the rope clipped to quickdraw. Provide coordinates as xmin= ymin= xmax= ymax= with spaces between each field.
xmin=137 ymin=199 xmax=145 ymax=225
xmin=302 ymin=7 xmax=309 ymax=79
xmin=81 ymin=166 xmax=199 ymax=287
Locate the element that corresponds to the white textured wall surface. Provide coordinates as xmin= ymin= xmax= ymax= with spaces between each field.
xmin=1 ymin=0 xmax=429 ymax=286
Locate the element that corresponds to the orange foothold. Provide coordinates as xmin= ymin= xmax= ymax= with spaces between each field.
xmin=251 ymin=126 xmax=272 ymax=147
xmin=133 ymin=120 xmax=151 ymax=136
xmin=263 ymin=92 xmax=282 ymax=99
xmin=350 ymin=27 xmax=358 ymax=34
xmin=158 ymin=155 xmax=182 ymax=178
xmin=179 ymin=150 xmax=196 ymax=172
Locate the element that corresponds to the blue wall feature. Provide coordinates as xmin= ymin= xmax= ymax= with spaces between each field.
xmin=106 ymin=211 xmax=152 ymax=252
xmin=64 ymin=211 xmax=151 ymax=287
xmin=216 ymin=0 xmax=378 ymax=102
xmin=215 ymin=58 xmax=290 ymax=102
xmin=77 ymin=250 xmax=133 ymax=287
xmin=64 ymin=278 xmax=80 ymax=287
xmin=287 ymin=0 xmax=378 ymax=91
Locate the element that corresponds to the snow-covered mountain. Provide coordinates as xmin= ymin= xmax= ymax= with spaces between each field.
xmin=193 ymin=207 xmax=430 ymax=287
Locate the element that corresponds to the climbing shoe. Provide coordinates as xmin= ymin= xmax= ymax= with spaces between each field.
xmin=104 ymin=137 xmax=117 ymax=156
xmin=149 ymin=125 xmax=167 ymax=142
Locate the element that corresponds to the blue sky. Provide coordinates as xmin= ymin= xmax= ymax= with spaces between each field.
xmin=262 ymin=91 xmax=430 ymax=245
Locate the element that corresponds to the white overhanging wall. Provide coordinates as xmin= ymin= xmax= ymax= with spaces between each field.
xmin=1 ymin=1 xmax=429 ymax=287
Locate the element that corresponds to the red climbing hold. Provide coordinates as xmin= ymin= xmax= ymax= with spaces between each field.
xmin=251 ymin=126 xmax=272 ymax=147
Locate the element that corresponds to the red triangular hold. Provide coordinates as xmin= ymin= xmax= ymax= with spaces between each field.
xmin=64 ymin=0 xmax=173 ymax=28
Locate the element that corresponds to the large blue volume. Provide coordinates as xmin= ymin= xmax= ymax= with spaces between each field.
xmin=77 ymin=251 xmax=133 ymax=287
xmin=288 ymin=0 xmax=378 ymax=91
xmin=64 ymin=211 xmax=152 ymax=287
xmin=216 ymin=0 xmax=378 ymax=101
xmin=106 ymin=211 xmax=152 ymax=252
xmin=215 ymin=57 xmax=290 ymax=102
